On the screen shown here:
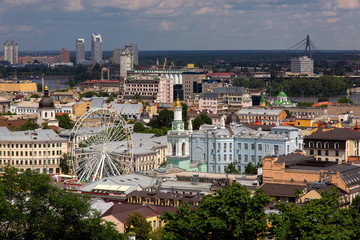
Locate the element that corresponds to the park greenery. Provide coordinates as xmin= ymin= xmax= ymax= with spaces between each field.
xmin=56 ymin=113 xmax=74 ymax=129
xmin=191 ymin=113 xmax=212 ymax=130
xmin=0 ymin=167 xmax=124 ymax=240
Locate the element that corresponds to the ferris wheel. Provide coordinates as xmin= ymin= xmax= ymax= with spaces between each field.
xmin=70 ymin=108 xmax=132 ymax=182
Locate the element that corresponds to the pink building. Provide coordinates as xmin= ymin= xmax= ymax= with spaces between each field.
xmin=121 ymin=75 xmax=173 ymax=104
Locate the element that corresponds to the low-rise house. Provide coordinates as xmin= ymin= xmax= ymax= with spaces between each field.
xmin=236 ymin=108 xmax=287 ymax=125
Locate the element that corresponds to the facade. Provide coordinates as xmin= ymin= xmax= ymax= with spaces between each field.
xmin=291 ymin=56 xmax=314 ymax=74
xmin=3 ymin=40 xmax=18 ymax=64
xmin=59 ymin=48 xmax=70 ymax=63
xmin=304 ymin=128 xmax=360 ymax=163
xmin=182 ymin=72 xmax=207 ymax=100
xmin=288 ymin=107 xmax=327 ymax=118
xmin=261 ymin=153 xmax=360 ymax=203
xmin=119 ymin=48 xmax=133 ymax=79
xmin=199 ymin=87 xmax=252 ymax=114
xmin=236 ymin=109 xmax=287 ymax=125
xmin=166 ymin=106 xmax=303 ymax=173
xmin=121 ymin=75 xmax=173 ymax=104
xmin=37 ymin=86 xmax=58 ymax=127
xmin=75 ymin=38 xmax=85 ymax=64
xmin=124 ymin=43 xmax=138 ymax=65
xmin=0 ymin=81 xmax=37 ymax=92
xmin=91 ymin=33 xmax=102 ymax=63
xmin=0 ymin=127 xmax=68 ymax=174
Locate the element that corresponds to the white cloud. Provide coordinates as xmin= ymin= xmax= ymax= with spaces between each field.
xmin=160 ymin=20 xmax=174 ymax=31
xmin=64 ymin=0 xmax=84 ymax=11
xmin=326 ymin=17 xmax=341 ymax=23
xmin=335 ymin=0 xmax=360 ymax=9
xmin=90 ymin=0 xmax=162 ymax=10
xmin=321 ymin=11 xmax=337 ymax=17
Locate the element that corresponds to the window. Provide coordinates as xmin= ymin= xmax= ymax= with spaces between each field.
xmin=229 ymin=143 xmax=232 ymax=152
xmin=244 ymin=143 xmax=248 ymax=150
xmin=325 ymin=150 xmax=329 ymax=156
xmin=251 ymin=155 xmax=255 ymax=163
xmin=229 ymin=154 xmax=232 ymax=161
xmin=335 ymin=142 xmax=339 ymax=149
xmin=218 ymin=143 xmax=221 ymax=149
xmin=274 ymin=145 xmax=279 ymax=154
xmin=224 ymin=143 xmax=227 ymax=151
xmin=237 ymin=143 xmax=241 ymax=150
xmin=336 ymin=150 xmax=339 ymax=157
xmin=172 ymin=143 xmax=176 ymax=156
xmin=318 ymin=150 xmax=322 ymax=155
xmin=181 ymin=143 xmax=186 ymax=156
xmin=316 ymin=142 xmax=322 ymax=148
xmin=310 ymin=149 xmax=314 ymax=155
xmin=258 ymin=144 xmax=262 ymax=151
xmin=244 ymin=155 xmax=248 ymax=162
xmin=251 ymin=144 xmax=255 ymax=150
xmin=324 ymin=142 xmax=329 ymax=148
xmin=224 ymin=154 xmax=227 ymax=162
xmin=237 ymin=154 xmax=241 ymax=162
xmin=258 ymin=156 xmax=262 ymax=162
xmin=309 ymin=141 xmax=314 ymax=148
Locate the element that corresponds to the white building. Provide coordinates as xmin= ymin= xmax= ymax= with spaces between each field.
xmin=76 ymin=38 xmax=85 ymax=64
xmin=4 ymin=40 xmax=18 ymax=65
xmin=125 ymin=43 xmax=138 ymax=65
xmin=91 ymin=33 xmax=103 ymax=63
xmin=291 ymin=56 xmax=313 ymax=74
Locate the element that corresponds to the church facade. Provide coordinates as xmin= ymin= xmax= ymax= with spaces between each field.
xmin=166 ymin=106 xmax=303 ymax=173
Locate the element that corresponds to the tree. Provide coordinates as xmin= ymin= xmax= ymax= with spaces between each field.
xmin=37 ymin=83 xmax=42 ymax=92
xmin=0 ymin=166 xmax=124 ymax=240
xmin=225 ymin=162 xmax=239 ymax=174
xmin=30 ymin=94 xmax=40 ymax=99
xmin=182 ymin=103 xmax=189 ymax=130
xmin=269 ymin=188 xmax=356 ymax=240
xmin=162 ymin=184 xmax=271 ymax=240
xmin=338 ymin=96 xmax=353 ymax=104
xmin=244 ymin=162 xmax=257 ymax=175
xmin=192 ymin=114 xmax=212 ymax=130
xmin=147 ymin=109 xmax=174 ymax=129
xmin=69 ymin=76 xmax=76 ymax=87
xmin=56 ymin=114 xmax=74 ymax=129
xmin=318 ymin=96 xmax=329 ymax=102
xmin=125 ymin=212 xmax=152 ymax=240
xmin=59 ymin=153 xmax=70 ymax=174
xmin=16 ymin=119 xmax=39 ymax=131
xmin=134 ymin=122 xmax=146 ymax=132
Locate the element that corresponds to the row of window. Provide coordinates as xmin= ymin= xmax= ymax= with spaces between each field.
xmin=0 ymin=150 xmax=63 ymax=157
xmin=213 ymin=142 xmax=279 ymax=152
xmin=0 ymin=143 xmax=64 ymax=149
xmin=0 ymin=168 xmax=60 ymax=174
xmin=0 ymin=159 xmax=59 ymax=165
xmin=308 ymin=141 xmax=340 ymax=149
xmin=309 ymin=149 xmax=339 ymax=157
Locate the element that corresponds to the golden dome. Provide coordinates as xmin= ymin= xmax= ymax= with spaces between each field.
xmin=174 ymin=96 xmax=182 ymax=108
xmin=44 ymin=85 xmax=48 ymax=91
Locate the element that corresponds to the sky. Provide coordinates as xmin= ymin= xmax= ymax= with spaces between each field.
xmin=0 ymin=0 xmax=360 ymax=51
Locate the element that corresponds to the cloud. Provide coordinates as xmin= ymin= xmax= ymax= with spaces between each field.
xmin=90 ymin=0 xmax=162 ymax=10
xmin=326 ymin=17 xmax=341 ymax=23
xmin=321 ymin=11 xmax=337 ymax=17
xmin=64 ymin=0 xmax=84 ymax=11
xmin=160 ymin=20 xmax=174 ymax=31
xmin=335 ymin=0 xmax=360 ymax=9
xmin=0 ymin=24 xmax=33 ymax=33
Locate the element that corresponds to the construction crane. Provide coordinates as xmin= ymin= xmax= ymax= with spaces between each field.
xmin=163 ymin=58 xmax=167 ymax=70
xmin=169 ymin=62 xmax=175 ymax=70
xmin=111 ymin=49 xmax=117 ymax=65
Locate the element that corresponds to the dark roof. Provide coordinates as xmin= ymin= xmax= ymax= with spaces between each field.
xmin=243 ymin=123 xmax=273 ymax=131
xmin=305 ymin=128 xmax=360 ymax=141
xmin=225 ymin=113 xmax=240 ymax=125
xmin=39 ymin=89 xmax=54 ymax=108
xmin=306 ymin=183 xmax=347 ymax=196
xmin=260 ymin=183 xmax=305 ymax=197
xmin=276 ymin=153 xmax=315 ymax=165
xmin=102 ymin=203 xmax=177 ymax=223
xmin=128 ymin=191 xmax=203 ymax=202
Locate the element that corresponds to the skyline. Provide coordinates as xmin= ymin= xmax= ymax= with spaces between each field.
xmin=0 ymin=0 xmax=360 ymax=51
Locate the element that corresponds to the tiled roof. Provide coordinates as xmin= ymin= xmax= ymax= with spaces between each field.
xmin=260 ymin=183 xmax=305 ymax=197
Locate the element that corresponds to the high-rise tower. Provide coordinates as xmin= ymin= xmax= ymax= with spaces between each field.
xmin=75 ymin=38 xmax=85 ymax=64
xmin=3 ymin=40 xmax=18 ymax=64
xmin=125 ymin=43 xmax=138 ymax=65
xmin=91 ymin=33 xmax=102 ymax=63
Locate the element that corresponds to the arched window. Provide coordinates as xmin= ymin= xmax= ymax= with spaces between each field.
xmin=172 ymin=143 xmax=176 ymax=156
xmin=309 ymin=141 xmax=314 ymax=148
xmin=182 ymin=142 xmax=186 ymax=156
xmin=324 ymin=142 xmax=329 ymax=148
xmin=335 ymin=142 xmax=339 ymax=149
xmin=316 ymin=142 xmax=322 ymax=148
xmin=45 ymin=112 xmax=48 ymax=118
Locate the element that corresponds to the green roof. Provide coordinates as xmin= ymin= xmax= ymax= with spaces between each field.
xmin=277 ymin=91 xmax=287 ymax=97
xmin=260 ymin=93 xmax=266 ymax=103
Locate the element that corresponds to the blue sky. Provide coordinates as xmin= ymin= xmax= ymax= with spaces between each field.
xmin=0 ymin=0 xmax=360 ymax=51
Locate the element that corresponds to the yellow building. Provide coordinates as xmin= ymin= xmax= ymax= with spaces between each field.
xmin=0 ymin=81 xmax=37 ymax=92
xmin=73 ymin=101 xmax=91 ymax=117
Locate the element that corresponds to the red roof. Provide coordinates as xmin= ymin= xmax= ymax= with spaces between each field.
xmin=82 ymin=80 xmax=120 ymax=84
xmin=312 ymin=101 xmax=334 ymax=107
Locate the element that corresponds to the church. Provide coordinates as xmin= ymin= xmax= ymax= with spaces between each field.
xmin=37 ymin=86 xmax=59 ymax=127
xmin=166 ymin=100 xmax=303 ymax=173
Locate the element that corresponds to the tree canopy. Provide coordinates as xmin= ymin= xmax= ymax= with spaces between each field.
xmin=125 ymin=212 xmax=152 ymax=240
xmin=162 ymin=183 xmax=271 ymax=240
xmin=147 ymin=109 xmax=174 ymax=129
xmin=0 ymin=167 xmax=124 ymax=240
xmin=192 ymin=113 xmax=212 ymax=130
